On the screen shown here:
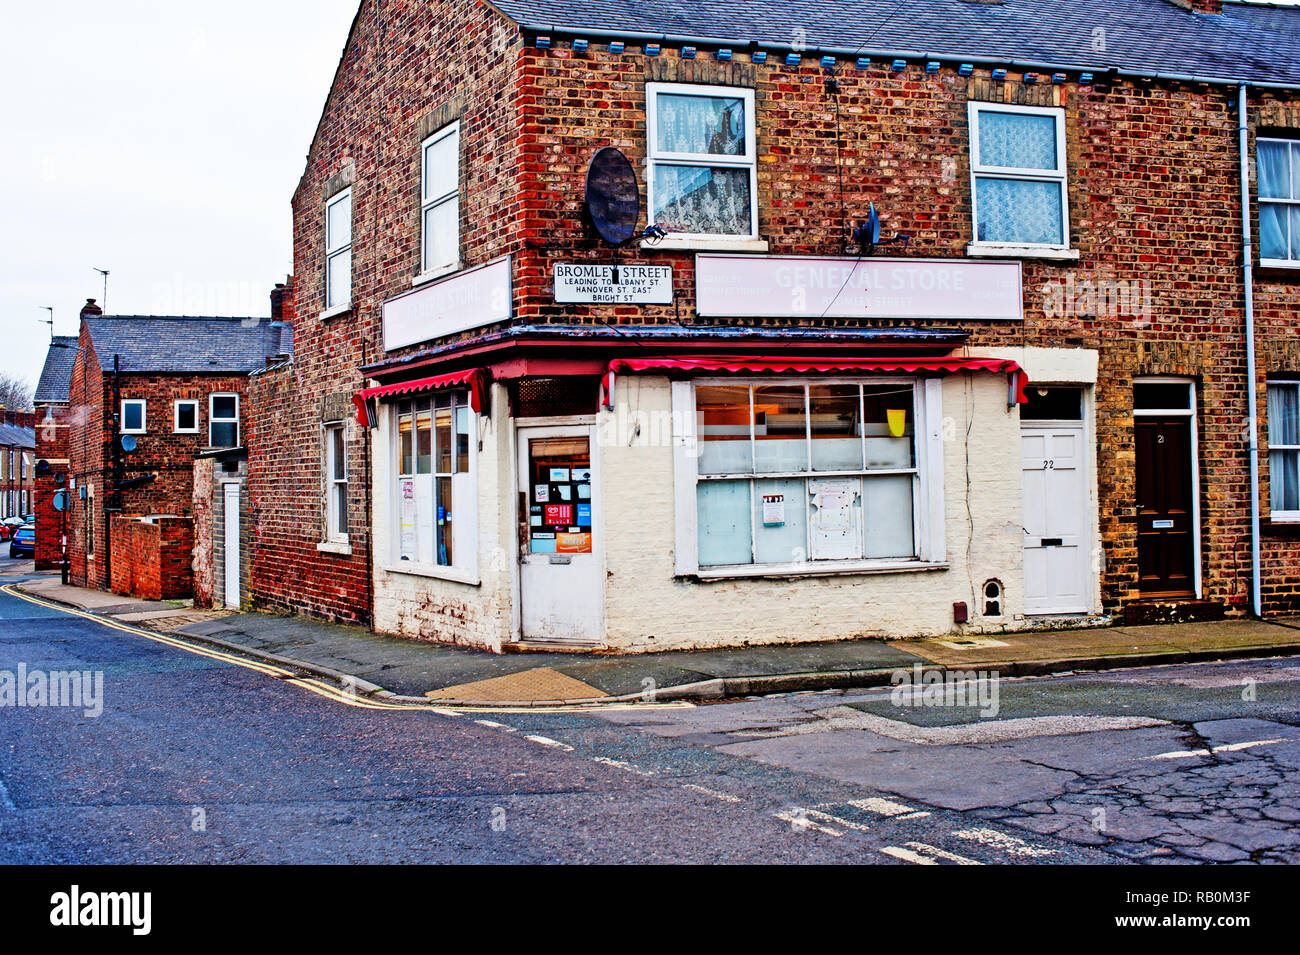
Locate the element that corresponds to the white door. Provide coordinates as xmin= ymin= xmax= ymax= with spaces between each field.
xmin=223 ymin=484 xmax=241 ymax=609
xmin=517 ymin=426 xmax=604 ymax=645
xmin=1021 ymin=424 xmax=1089 ymax=615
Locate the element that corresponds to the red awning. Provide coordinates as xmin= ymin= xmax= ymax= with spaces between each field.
xmin=604 ymin=355 xmax=1029 ymax=406
xmin=354 ymin=368 xmax=490 ymax=426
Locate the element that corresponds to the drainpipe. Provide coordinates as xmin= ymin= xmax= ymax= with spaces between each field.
xmin=1239 ymin=84 xmax=1264 ymax=618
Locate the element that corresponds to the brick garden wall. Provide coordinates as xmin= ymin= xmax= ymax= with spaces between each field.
xmin=192 ymin=458 xmax=214 ymax=607
xmin=33 ymin=404 xmax=70 ymax=570
xmin=109 ymin=514 xmax=194 ymax=601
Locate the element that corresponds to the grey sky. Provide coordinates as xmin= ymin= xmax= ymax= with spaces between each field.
xmin=0 ymin=0 xmax=360 ymax=397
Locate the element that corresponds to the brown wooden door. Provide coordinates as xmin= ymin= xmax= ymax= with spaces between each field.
xmin=1135 ymin=416 xmax=1196 ymax=596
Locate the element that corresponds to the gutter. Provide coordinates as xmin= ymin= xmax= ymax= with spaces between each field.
xmin=514 ymin=22 xmax=1300 ymax=91
xmin=1239 ymin=83 xmax=1265 ymax=618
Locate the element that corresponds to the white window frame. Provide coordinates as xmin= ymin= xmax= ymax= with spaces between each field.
xmin=1268 ymin=380 xmax=1300 ymax=521
xmin=324 ymin=422 xmax=349 ymax=543
xmin=671 ymin=377 xmax=946 ymax=579
xmin=968 ymin=101 xmax=1070 ymax=251
xmin=120 ymin=399 xmax=147 ymax=435
xmin=323 ymin=187 xmax=353 ymax=316
xmin=1258 ymin=137 xmax=1300 ymax=268
xmin=646 ymin=83 xmax=759 ymax=242
xmin=209 ymin=393 xmax=240 ymax=448
xmin=418 ymin=122 xmax=461 ymax=283
xmin=174 ymin=399 xmax=200 ymax=434
xmin=384 ymin=392 xmax=479 ymax=584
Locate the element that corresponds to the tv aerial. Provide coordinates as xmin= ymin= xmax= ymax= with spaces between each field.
xmin=852 ymin=203 xmax=911 ymax=256
xmin=585 ymin=147 xmax=667 ymax=246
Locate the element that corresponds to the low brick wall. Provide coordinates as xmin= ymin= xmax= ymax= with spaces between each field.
xmin=192 ymin=460 xmax=215 ymax=608
xmin=109 ymin=514 xmax=194 ymax=601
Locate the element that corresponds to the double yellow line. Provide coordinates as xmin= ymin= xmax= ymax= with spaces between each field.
xmin=0 ymin=585 xmax=684 ymax=715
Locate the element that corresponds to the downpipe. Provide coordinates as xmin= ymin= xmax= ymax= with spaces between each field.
xmin=1239 ymin=84 xmax=1264 ymax=618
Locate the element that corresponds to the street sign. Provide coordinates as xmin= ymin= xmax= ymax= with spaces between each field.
xmin=53 ymin=490 xmax=68 ymax=512
xmin=553 ymin=263 xmax=673 ymax=305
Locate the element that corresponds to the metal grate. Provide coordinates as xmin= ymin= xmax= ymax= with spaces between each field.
xmin=511 ymin=377 xmax=600 ymax=418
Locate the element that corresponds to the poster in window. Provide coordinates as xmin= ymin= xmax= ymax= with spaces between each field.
xmin=762 ymin=494 xmax=786 ymax=527
xmin=545 ymin=504 xmax=574 ymax=526
xmin=534 ymin=485 xmax=550 ymax=503
xmin=399 ymin=478 xmax=417 ymax=560
xmin=557 ymin=533 xmax=593 ymax=554
xmin=809 ymin=478 xmax=863 ymax=561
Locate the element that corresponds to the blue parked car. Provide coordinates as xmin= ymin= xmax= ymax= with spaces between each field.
xmin=9 ymin=524 xmax=35 ymax=559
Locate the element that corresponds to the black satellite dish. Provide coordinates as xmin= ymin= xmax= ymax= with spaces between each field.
xmin=585 ymin=147 xmax=641 ymax=245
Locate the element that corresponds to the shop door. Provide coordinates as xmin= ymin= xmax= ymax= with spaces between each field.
xmin=1021 ymin=423 xmax=1090 ymax=614
xmin=517 ymin=426 xmax=604 ymax=644
xmin=1135 ymin=417 xmax=1196 ymax=596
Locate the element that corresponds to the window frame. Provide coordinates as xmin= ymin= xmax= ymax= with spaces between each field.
xmin=672 ymin=377 xmax=947 ymax=578
xmin=324 ymin=186 xmax=353 ymax=315
xmin=419 ymin=121 xmax=461 ymax=281
xmin=120 ymin=399 xmax=147 ymax=435
xmin=324 ymin=422 xmax=349 ymax=544
xmin=1257 ymin=137 xmax=1300 ymax=268
xmin=174 ymin=398 xmax=200 ymax=434
xmin=208 ymin=393 xmax=240 ymax=448
xmin=645 ymin=82 xmax=759 ymax=242
xmin=967 ymin=101 xmax=1070 ymax=250
xmin=1269 ymin=380 xmax=1300 ymax=522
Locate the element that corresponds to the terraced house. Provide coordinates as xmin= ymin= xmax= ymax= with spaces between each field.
xmin=249 ymin=0 xmax=1300 ymax=653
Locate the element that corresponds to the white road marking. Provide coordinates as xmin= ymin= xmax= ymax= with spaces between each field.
xmin=848 ymin=797 xmax=921 ymax=818
xmin=897 ymin=811 xmax=933 ymax=820
xmin=775 ymin=810 xmax=843 ymax=837
xmin=525 ymin=735 xmax=574 ymax=751
xmin=474 ymin=719 xmax=516 ymax=732
xmin=1147 ymin=738 xmax=1287 ymax=760
xmin=954 ymin=827 xmax=1058 ymax=858
xmin=788 ymin=707 xmax=1165 ymax=745
xmin=593 ymin=757 xmax=655 ymax=776
xmin=681 ymin=784 xmax=742 ymax=803
xmin=883 ymin=842 xmax=982 ymax=865
xmin=0 ymin=777 xmax=15 ymax=811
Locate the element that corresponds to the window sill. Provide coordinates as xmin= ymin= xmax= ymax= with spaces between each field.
xmin=412 ymin=263 xmax=462 ymax=287
xmin=1264 ymin=518 xmax=1300 ymax=538
xmin=317 ymin=540 xmax=353 ymax=556
xmin=382 ymin=562 xmax=481 ymax=587
xmin=1259 ymin=259 xmax=1300 ymax=278
xmin=966 ymin=243 xmax=1079 ymax=262
xmin=319 ymin=303 xmax=353 ymax=321
xmin=642 ymin=236 xmax=770 ymax=253
xmin=688 ymin=559 xmax=949 ymax=582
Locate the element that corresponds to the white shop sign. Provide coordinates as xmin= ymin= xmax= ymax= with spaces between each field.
xmin=696 ymin=254 xmax=1023 ymax=322
xmin=554 ymin=263 xmax=673 ymax=304
xmin=383 ymin=256 xmax=512 ymax=352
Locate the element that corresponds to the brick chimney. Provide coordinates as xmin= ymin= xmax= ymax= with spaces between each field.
xmin=268 ymin=276 xmax=296 ymax=361
xmin=80 ymin=298 xmax=103 ymax=320
xmin=1166 ymin=0 xmax=1222 ymax=13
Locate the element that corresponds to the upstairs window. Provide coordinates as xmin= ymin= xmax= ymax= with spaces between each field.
xmin=647 ymin=83 xmax=757 ymax=239
xmin=121 ymin=399 xmax=146 ymax=435
xmin=1270 ymin=381 xmax=1300 ymax=520
xmin=969 ymin=103 xmax=1069 ymax=247
xmin=1258 ymin=138 xmax=1300 ymax=265
xmin=174 ymin=399 xmax=199 ymax=434
xmin=324 ymin=187 xmax=352 ymax=312
xmin=421 ymin=123 xmax=460 ymax=277
xmin=209 ymin=394 xmax=239 ymax=448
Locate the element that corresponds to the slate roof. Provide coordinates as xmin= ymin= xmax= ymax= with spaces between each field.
xmin=33 ymin=336 xmax=79 ymax=404
xmin=84 ymin=316 xmax=291 ymax=375
xmin=0 ymin=423 xmax=34 ymax=451
xmin=490 ymin=0 xmax=1300 ymax=85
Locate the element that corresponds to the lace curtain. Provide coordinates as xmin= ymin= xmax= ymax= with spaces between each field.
xmin=653 ymin=93 xmax=752 ymax=235
xmin=978 ymin=111 xmax=1057 ymax=170
xmin=1259 ymin=140 xmax=1297 ymax=260
xmin=974 ymin=111 xmax=1063 ymax=244
xmin=1270 ymin=384 xmax=1300 ymax=513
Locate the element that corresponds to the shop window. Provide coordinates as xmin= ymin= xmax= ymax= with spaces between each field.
xmin=121 ymin=399 xmax=146 ymax=435
xmin=682 ymin=379 xmax=941 ymax=573
xmin=209 ymin=394 xmax=240 ymax=448
xmin=392 ymin=392 xmax=476 ymax=573
xmin=324 ymin=187 xmax=352 ymax=313
xmin=174 ymin=399 xmax=199 ymax=433
xmin=421 ymin=122 xmax=460 ymax=277
xmin=324 ymin=423 xmax=349 ymax=542
xmin=1269 ymin=381 xmax=1300 ymax=520
xmin=1258 ymin=138 xmax=1300 ymax=266
xmin=968 ymin=103 xmax=1069 ymax=248
xmin=646 ymin=83 xmax=757 ymax=239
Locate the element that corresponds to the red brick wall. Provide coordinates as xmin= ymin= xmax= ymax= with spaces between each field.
xmin=109 ymin=514 xmax=194 ymax=601
xmin=192 ymin=458 xmax=215 ymax=608
xmin=34 ymin=403 xmax=70 ymax=570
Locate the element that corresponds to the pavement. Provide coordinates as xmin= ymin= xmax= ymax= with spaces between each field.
xmin=11 ymin=569 xmax=1300 ymax=708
